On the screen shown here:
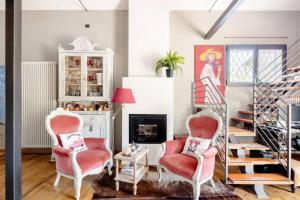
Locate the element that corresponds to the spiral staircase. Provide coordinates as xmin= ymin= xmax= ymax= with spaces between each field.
xmin=192 ymin=39 xmax=300 ymax=198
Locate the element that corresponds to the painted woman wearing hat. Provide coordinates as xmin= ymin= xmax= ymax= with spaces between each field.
xmin=199 ymin=48 xmax=222 ymax=103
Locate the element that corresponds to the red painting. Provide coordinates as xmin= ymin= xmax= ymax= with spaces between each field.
xmin=194 ymin=45 xmax=225 ymax=104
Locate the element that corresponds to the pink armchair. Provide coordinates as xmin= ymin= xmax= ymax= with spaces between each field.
xmin=45 ymin=108 xmax=113 ymax=200
xmin=158 ymin=109 xmax=222 ymax=200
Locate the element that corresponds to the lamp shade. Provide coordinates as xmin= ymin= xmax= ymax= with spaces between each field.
xmin=112 ymin=88 xmax=135 ymax=104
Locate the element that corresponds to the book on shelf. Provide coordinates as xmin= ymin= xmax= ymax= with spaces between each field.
xmin=121 ymin=164 xmax=134 ymax=175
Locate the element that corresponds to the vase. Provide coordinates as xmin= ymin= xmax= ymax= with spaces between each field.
xmin=166 ymin=69 xmax=173 ymax=77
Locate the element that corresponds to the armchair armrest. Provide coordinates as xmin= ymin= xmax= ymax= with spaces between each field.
xmin=84 ymin=138 xmax=107 ymax=151
xmin=52 ymin=145 xmax=72 ymax=157
xmin=192 ymin=146 xmax=218 ymax=182
xmin=202 ymin=146 xmax=218 ymax=159
xmin=161 ymin=140 xmax=186 ymax=156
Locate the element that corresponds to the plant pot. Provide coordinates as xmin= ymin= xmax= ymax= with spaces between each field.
xmin=166 ymin=69 xmax=173 ymax=77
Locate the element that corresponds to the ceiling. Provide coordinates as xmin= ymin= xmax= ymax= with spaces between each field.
xmin=0 ymin=0 xmax=300 ymax=11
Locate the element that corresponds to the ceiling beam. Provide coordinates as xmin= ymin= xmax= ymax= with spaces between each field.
xmin=205 ymin=0 xmax=244 ymax=40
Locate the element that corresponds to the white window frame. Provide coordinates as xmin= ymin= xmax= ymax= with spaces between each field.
xmin=226 ymin=45 xmax=287 ymax=87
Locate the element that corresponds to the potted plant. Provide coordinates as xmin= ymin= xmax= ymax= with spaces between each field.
xmin=155 ymin=51 xmax=185 ymax=77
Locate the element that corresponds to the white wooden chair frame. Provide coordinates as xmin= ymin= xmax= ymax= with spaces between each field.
xmin=45 ymin=108 xmax=113 ymax=200
xmin=158 ymin=109 xmax=222 ymax=200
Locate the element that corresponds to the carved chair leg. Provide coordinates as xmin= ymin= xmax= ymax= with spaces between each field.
xmin=53 ymin=173 xmax=61 ymax=187
xmin=74 ymin=177 xmax=82 ymax=200
xmin=193 ymin=182 xmax=200 ymax=200
xmin=209 ymin=178 xmax=215 ymax=188
xmin=107 ymin=160 xmax=113 ymax=176
xmin=157 ymin=165 xmax=162 ymax=182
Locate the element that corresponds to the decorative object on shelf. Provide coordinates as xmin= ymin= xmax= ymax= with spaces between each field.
xmin=69 ymin=36 xmax=98 ymax=51
xmin=96 ymin=73 xmax=103 ymax=85
xmin=123 ymin=142 xmax=143 ymax=157
xmin=155 ymin=51 xmax=185 ymax=77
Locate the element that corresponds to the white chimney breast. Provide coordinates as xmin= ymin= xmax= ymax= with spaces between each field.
xmin=122 ymin=77 xmax=174 ymax=165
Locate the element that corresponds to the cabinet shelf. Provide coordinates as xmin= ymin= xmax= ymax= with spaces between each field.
xmin=65 ymin=68 xmax=81 ymax=70
xmin=87 ymin=68 xmax=102 ymax=71
xmin=65 ymin=84 xmax=81 ymax=86
xmin=88 ymin=84 xmax=103 ymax=86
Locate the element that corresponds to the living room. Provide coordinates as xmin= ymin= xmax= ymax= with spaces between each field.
xmin=1 ymin=0 xmax=300 ymax=199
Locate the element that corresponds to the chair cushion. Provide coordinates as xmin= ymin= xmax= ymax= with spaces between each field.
xmin=160 ymin=153 xmax=198 ymax=180
xmin=77 ymin=149 xmax=110 ymax=175
xmin=57 ymin=149 xmax=111 ymax=176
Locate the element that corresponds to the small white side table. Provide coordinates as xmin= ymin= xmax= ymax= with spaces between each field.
xmin=114 ymin=147 xmax=149 ymax=195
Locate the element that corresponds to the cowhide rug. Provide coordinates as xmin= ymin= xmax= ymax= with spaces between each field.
xmin=92 ymin=169 xmax=241 ymax=200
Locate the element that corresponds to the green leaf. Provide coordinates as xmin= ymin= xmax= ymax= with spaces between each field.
xmin=154 ymin=50 xmax=185 ymax=76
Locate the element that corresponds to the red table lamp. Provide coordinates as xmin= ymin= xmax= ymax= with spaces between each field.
xmin=112 ymin=88 xmax=135 ymax=104
xmin=111 ymin=88 xmax=135 ymax=152
xmin=112 ymin=88 xmax=135 ymax=119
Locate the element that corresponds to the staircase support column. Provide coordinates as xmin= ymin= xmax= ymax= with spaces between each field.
xmin=254 ymin=184 xmax=268 ymax=199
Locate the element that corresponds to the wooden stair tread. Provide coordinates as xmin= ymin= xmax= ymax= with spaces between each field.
xmin=228 ymin=142 xmax=269 ymax=150
xmin=254 ymin=103 xmax=281 ymax=107
xmin=282 ymin=71 xmax=300 ymax=78
xmin=228 ymin=173 xmax=293 ymax=185
xmin=231 ymin=117 xmax=254 ymax=124
xmin=274 ymin=86 xmax=300 ymax=91
xmin=238 ymin=110 xmax=253 ymax=115
xmin=228 ymin=157 xmax=279 ymax=166
xmin=287 ymin=66 xmax=300 ymax=71
xmin=259 ymin=79 xmax=300 ymax=86
xmin=228 ymin=126 xmax=255 ymax=136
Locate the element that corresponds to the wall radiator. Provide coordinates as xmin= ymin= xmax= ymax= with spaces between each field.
xmin=22 ymin=61 xmax=57 ymax=148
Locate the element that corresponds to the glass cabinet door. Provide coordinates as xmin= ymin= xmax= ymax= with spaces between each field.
xmin=86 ymin=56 xmax=104 ymax=98
xmin=64 ymin=55 xmax=82 ymax=97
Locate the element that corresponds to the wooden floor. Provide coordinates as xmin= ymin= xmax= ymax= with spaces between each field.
xmin=0 ymin=154 xmax=300 ymax=200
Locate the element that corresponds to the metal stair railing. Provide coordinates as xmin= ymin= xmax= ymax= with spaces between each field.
xmin=192 ymin=76 xmax=229 ymax=182
xmin=253 ymin=39 xmax=300 ymax=179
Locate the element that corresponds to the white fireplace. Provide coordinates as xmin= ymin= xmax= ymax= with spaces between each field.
xmin=122 ymin=77 xmax=174 ymax=165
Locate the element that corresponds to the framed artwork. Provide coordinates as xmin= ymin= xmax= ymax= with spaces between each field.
xmin=194 ymin=45 xmax=225 ymax=104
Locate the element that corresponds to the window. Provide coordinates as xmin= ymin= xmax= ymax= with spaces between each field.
xmin=227 ymin=45 xmax=286 ymax=86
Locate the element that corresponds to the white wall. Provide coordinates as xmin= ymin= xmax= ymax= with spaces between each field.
xmin=170 ymin=11 xmax=300 ymax=134
xmin=122 ymin=77 xmax=174 ymax=165
xmin=128 ymin=0 xmax=169 ymax=77
xmin=0 ymin=11 xmax=128 ymax=149
xmin=127 ymin=0 xmax=300 ymax=77
xmin=2 ymin=0 xmax=300 ymax=11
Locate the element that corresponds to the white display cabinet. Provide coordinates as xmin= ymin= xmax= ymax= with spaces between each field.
xmin=58 ymin=37 xmax=113 ymax=102
xmin=57 ymin=37 xmax=114 ymax=150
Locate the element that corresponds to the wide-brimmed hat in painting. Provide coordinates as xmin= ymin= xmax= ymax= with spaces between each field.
xmin=200 ymin=48 xmax=222 ymax=61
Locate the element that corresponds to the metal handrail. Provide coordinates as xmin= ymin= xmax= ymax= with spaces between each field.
xmin=258 ymin=38 xmax=300 ymax=75
xmin=257 ymin=54 xmax=300 ymax=91
xmin=192 ymin=76 xmax=228 ymax=182
xmin=253 ymin=40 xmax=300 ymax=179
xmin=255 ymin=79 xmax=289 ymax=106
xmin=259 ymin=50 xmax=300 ymax=83
xmin=194 ymin=77 xmax=227 ymax=104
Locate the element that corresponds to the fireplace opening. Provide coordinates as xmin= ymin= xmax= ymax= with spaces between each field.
xmin=129 ymin=114 xmax=167 ymax=144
